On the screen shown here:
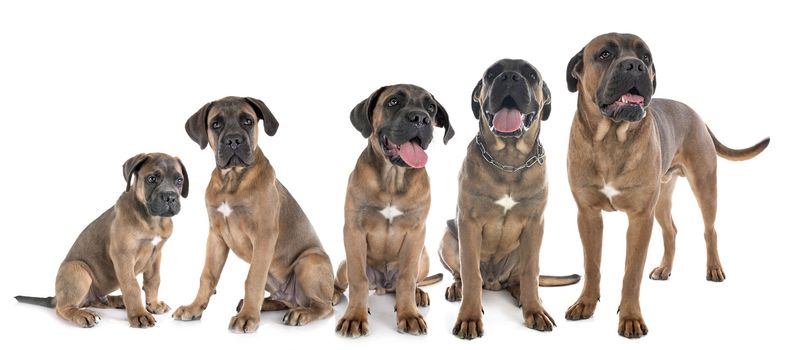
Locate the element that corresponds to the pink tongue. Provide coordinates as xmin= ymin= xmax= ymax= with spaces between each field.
xmin=492 ymin=108 xmax=522 ymax=132
xmin=398 ymin=141 xmax=428 ymax=168
xmin=621 ymin=93 xmax=645 ymax=104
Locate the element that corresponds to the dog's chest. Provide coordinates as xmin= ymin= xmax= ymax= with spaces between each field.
xmin=378 ymin=205 xmax=404 ymax=223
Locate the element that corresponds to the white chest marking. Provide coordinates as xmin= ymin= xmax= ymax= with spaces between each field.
xmin=150 ymin=236 xmax=162 ymax=246
xmin=600 ymin=183 xmax=621 ymax=201
xmin=379 ymin=205 xmax=403 ymax=223
xmin=217 ymin=202 xmax=233 ymax=218
xmin=495 ymin=195 xmax=518 ymax=214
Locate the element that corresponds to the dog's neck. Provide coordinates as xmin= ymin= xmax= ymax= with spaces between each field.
xmin=364 ymin=141 xmax=418 ymax=194
xmin=214 ymin=148 xmax=270 ymax=194
xmin=117 ymin=190 xmax=171 ymax=234
xmin=577 ymin=91 xmax=645 ymax=143
xmin=477 ymin=119 xmax=540 ymax=166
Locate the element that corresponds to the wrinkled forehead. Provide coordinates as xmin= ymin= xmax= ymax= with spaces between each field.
xmin=207 ymin=100 xmax=255 ymax=122
xmin=587 ymin=33 xmax=649 ymax=56
xmin=379 ymin=85 xmax=432 ymax=105
xmin=138 ymin=155 xmax=181 ymax=176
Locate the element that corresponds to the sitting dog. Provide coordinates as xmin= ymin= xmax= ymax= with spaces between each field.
xmin=438 ymin=59 xmax=580 ymax=340
xmin=173 ymin=96 xmax=334 ymax=333
xmin=563 ymin=33 xmax=770 ymax=338
xmin=15 ymin=152 xmax=188 ymax=328
xmin=334 ymin=84 xmax=453 ymax=337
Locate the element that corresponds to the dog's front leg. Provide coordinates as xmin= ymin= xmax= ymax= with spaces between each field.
xmin=173 ymin=232 xmax=229 ymax=321
xmin=518 ymin=214 xmax=555 ymax=331
xmin=336 ymin=222 xmax=369 ymax=338
xmin=143 ymin=249 xmax=169 ymax=314
xmin=229 ymin=227 xmax=279 ymax=333
xmin=110 ymin=242 xmax=155 ymax=328
xmin=618 ymin=208 xmax=654 ymax=338
xmin=453 ymin=215 xmax=484 ymax=340
xmin=395 ymin=226 xmax=428 ymax=335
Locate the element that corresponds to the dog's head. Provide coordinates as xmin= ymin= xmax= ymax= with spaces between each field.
xmin=350 ymin=84 xmax=453 ymax=168
xmin=472 ymin=59 xmax=551 ymax=138
xmin=123 ymin=153 xmax=188 ymax=217
xmin=185 ymin=96 xmax=278 ymax=169
xmin=566 ymin=33 xmax=657 ymax=122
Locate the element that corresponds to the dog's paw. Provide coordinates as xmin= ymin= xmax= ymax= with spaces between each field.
xmin=228 ymin=313 xmax=259 ymax=333
xmin=445 ymin=281 xmax=462 ymax=302
xmin=618 ymin=315 xmax=648 ymax=338
xmin=649 ymin=265 xmax=672 ymax=280
xmin=523 ymin=307 xmax=556 ymax=332
xmin=172 ymin=303 xmax=205 ymax=321
xmin=335 ymin=311 xmax=369 ymax=338
xmin=415 ymin=288 xmax=430 ymax=307
xmin=565 ymin=297 xmax=597 ymax=320
xmin=452 ymin=316 xmax=484 ymax=340
xmin=128 ymin=311 xmax=156 ymax=328
xmin=146 ymin=300 xmax=170 ymax=314
xmin=283 ymin=307 xmax=318 ymax=326
xmin=706 ymin=265 xmax=726 ymax=282
xmin=397 ymin=311 xmax=427 ymax=335
xmin=66 ymin=308 xmax=100 ymax=328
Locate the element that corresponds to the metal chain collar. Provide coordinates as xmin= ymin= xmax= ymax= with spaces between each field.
xmin=475 ymin=133 xmax=545 ymax=172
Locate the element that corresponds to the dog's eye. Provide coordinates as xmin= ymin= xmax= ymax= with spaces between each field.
xmin=146 ymin=175 xmax=157 ymax=184
xmin=175 ymin=177 xmax=184 ymax=187
xmin=427 ymin=104 xmax=436 ymax=113
xmin=387 ymin=98 xmax=399 ymax=107
xmin=486 ymin=72 xmax=493 ymax=80
xmin=211 ymin=121 xmax=222 ymax=129
xmin=599 ymin=50 xmax=612 ymax=60
xmin=642 ymin=54 xmax=651 ymax=63
xmin=242 ymin=118 xmax=253 ymax=126
xmin=530 ymin=73 xmax=537 ymax=80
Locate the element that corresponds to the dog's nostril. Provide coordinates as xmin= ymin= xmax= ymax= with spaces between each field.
xmin=160 ymin=192 xmax=177 ymax=203
xmin=424 ymin=116 xmax=431 ymax=125
xmin=512 ymin=74 xmax=519 ymax=81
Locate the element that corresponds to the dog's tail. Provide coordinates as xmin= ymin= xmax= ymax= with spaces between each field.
xmin=15 ymin=295 xmax=56 ymax=308
xmin=538 ymin=274 xmax=581 ymax=287
xmin=707 ymin=126 xmax=770 ymax=161
xmin=418 ymin=273 xmax=444 ymax=287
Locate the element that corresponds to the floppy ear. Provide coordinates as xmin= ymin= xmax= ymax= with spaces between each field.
xmin=244 ymin=97 xmax=279 ymax=136
xmin=471 ymin=79 xmax=482 ymax=120
xmin=432 ymin=96 xmax=454 ymax=144
xmin=540 ymin=81 xmax=552 ymax=121
xmin=177 ymin=158 xmax=189 ymax=198
xmin=122 ymin=153 xmax=149 ymax=192
xmin=566 ymin=49 xmax=584 ymax=93
xmin=185 ymin=102 xmax=212 ymax=149
xmin=651 ymin=63 xmax=657 ymax=92
xmin=350 ymin=86 xmax=387 ymax=138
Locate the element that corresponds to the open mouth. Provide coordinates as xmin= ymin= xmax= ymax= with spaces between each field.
xmin=379 ymin=134 xmax=428 ymax=168
xmin=600 ymin=88 xmax=646 ymax=117
xmin=484 ymin=96 xmax=536 ymax=137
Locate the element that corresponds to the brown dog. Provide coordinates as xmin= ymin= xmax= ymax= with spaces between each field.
xmin=438 ymin=59 xmax=580 ymax=340
xmin=333 ymin=84 xmax=453 ymax=337
xmin=564 ymin=33 xmax=770 ymax=338
xmin=15 ymin=153 xmax=188 ymax=328
xmin=173 ymin=96 xmax=334 ymax=333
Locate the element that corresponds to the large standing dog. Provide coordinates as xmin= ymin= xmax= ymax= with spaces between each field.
xmin=174 ymin=97 xmax=334 ymax=333
xmin=438 ymin=59 xmax=579 ymax=340
xmin=334 ymin=84 xmax=453 ymax=337
xmin=564 ymin=33 xmax=770 ymax=338
xmin=15 ymin=153 xmax=188 ymax=328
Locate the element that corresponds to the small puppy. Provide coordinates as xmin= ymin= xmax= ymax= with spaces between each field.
xmin=173 ymin=96 xmax=334 ymax=333
xmin=334 ymin=84 xmax=453 ymax=337
xmin=15 ymin=153 xmax=188 ymax=328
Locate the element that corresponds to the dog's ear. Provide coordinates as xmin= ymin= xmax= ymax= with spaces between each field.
xmin=350 ymin=86 xmax=387 ymax=138
xmin=432 ymin=95 xmax=454 ymax=144
xmin=185 ymin=102 xmax=212 ymax=149
xmin=244 ymin=97 xmax=279 ymax=136
xmin=540 ymin=81 xmax=552 ymax=121
xmin=651 ymin=63 xmax=657 ymax=92
xmin=177 ymin=158 xmax=189 ymax=198
xmin=471 ymin=79 xmax=482 ymax=120
xmin=566 ymin=49 xmax=584 ymax=93
xmin=122 ymin=153 xmax=149 ymax=192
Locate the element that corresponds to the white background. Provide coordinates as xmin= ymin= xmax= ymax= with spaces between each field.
xmin=1 ymin=1 xmax=785 ymax=349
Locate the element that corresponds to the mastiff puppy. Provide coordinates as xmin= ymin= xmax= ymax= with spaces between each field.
xmin=334 ymin=84 xmax=453 ymax=337
xmin=174 ymin=96 xmax=334 ymax=333
xmin=564 ymin=33 xmax=770 ymax=338
xmin=438 ymin=59 xmax=579 ymax=340
xmin=16 ymin=153 xmax=188 ymax=328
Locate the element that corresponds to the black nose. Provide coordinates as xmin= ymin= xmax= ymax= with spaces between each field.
xmin=497 ymin=71 xmax=525 ymax=83
xmin=620 ymin=58 xmax=646 ymax=74
xmin=224 ymin=134 xmax=244 ymax=149
xmin=160 ymin=191 xmax=178 ymax=203
xmin=407 ymin=112 xmax=431 ymax=126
